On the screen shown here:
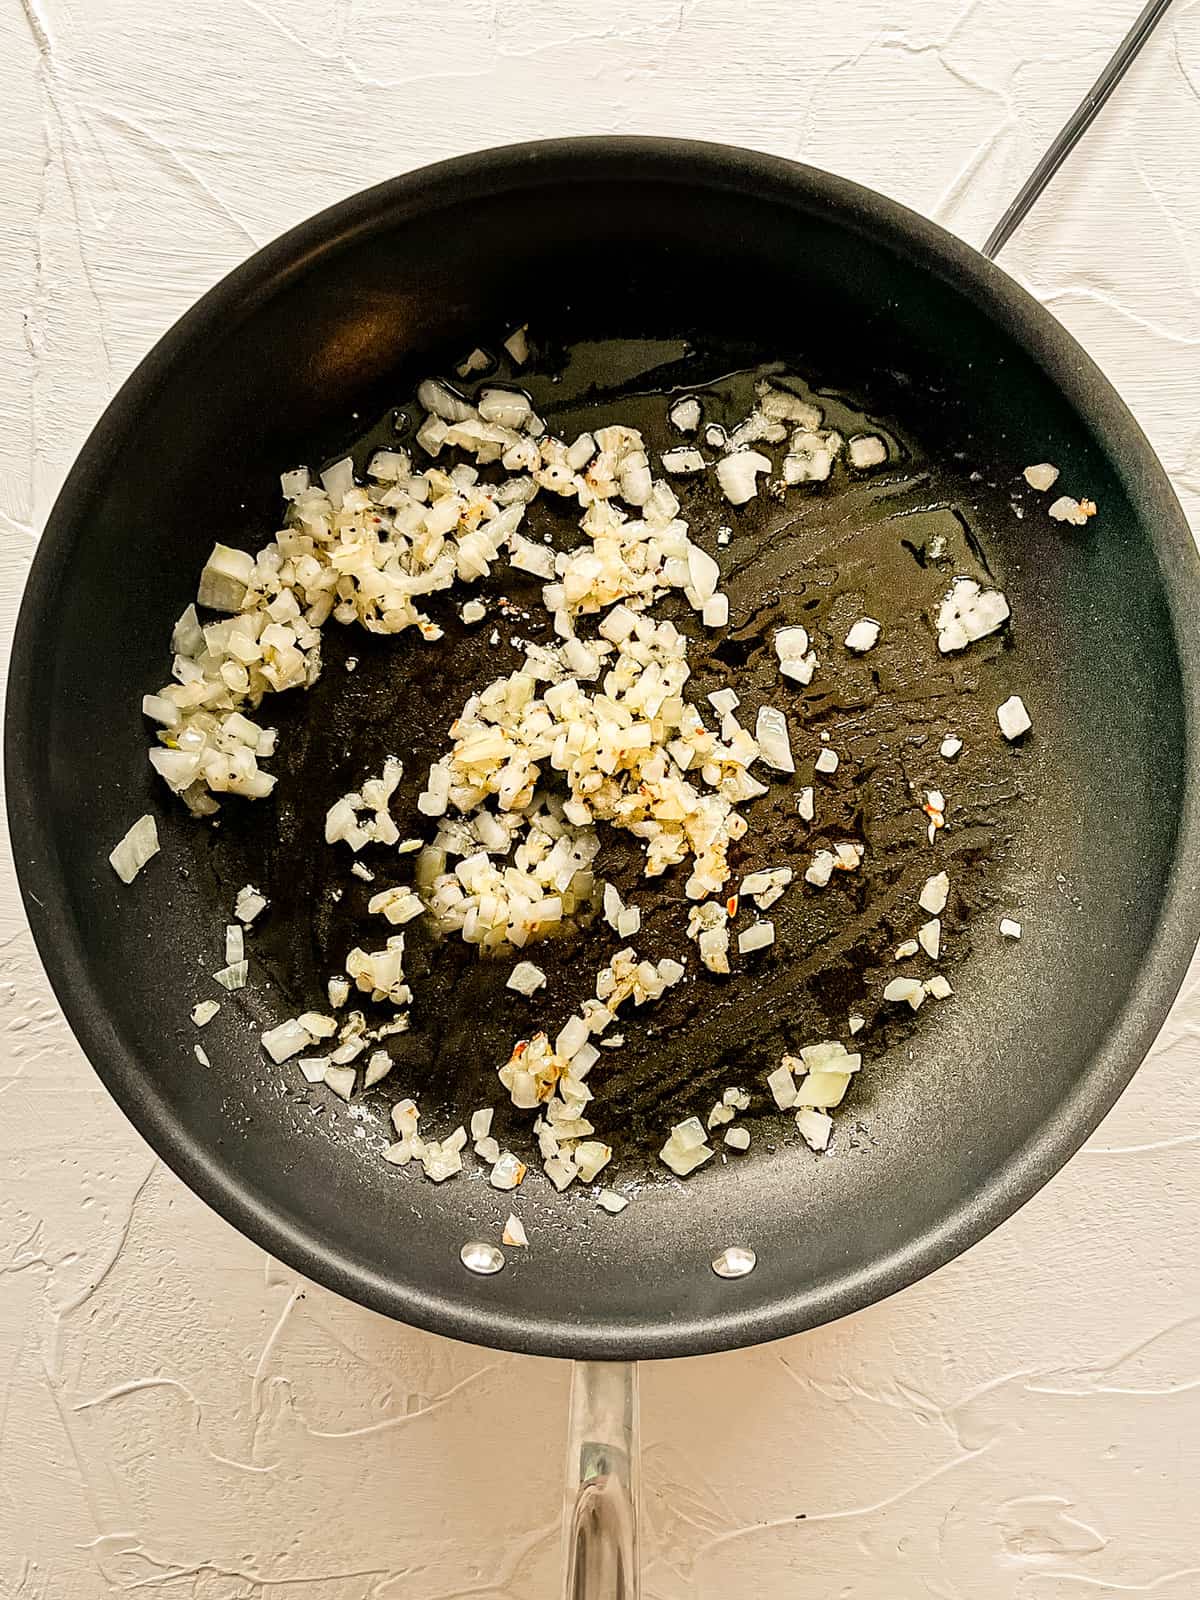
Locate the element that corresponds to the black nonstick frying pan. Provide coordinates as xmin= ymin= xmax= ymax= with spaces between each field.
xmin=7 ymin=136 xmax=1200 ymax=1598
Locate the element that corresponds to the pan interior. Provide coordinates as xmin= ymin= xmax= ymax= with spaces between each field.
xmin=11 ymin=148 xmax=1192 ymax=1358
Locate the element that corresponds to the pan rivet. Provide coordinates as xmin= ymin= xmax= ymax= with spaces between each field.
xmin=711 ymin=1245 xmax=757 ymax=1279
xmin=461 ymin=1240 xmax=505 ymax=1276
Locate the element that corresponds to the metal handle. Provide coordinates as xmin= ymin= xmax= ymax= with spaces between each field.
xmin=561 ymin=1360 xmax=640 ymax=1600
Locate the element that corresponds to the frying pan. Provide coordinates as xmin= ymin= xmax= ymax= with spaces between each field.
xmin=7 ymin=138 xmax=1200 ymax=1598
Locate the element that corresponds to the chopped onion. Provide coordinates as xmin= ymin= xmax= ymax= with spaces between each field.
xmin=797 ymin=787 xmax=815 ymax=823
xmin=235 ymin=885 xmax=268 ymax=924
xmin=109 ymin=814 xmax=160 ymax=884
xmin=1000 ymin=917 xmax=1023 ymax=940
xmin=940 ymin=735 xmax=963 ymax=760
xmin=661 ymin=447 xmax=706 ymax=474
xmin=194 ymin=1044 xmax=210 ymax=1067
xmin=262 ymin=1018 xmax=312 ymax=1063
xmin=814 ymin=748 xmax=839 ymax=775
xmin=997 ymin=695 xmax=1032 ymax=740
xmin=702 ymin=594 xmax=729 ymax=628
xmin=716 ymin=450 xmax=771 ymax=506
xmin=767 ymin=1062 xmax=797 ymax=1110
xmin=795 ymin=1107 xmax=832 ymax=1150
xmin=597 ymin=1189 xmax=629 ymax=1213
xmin=364 ymin=1050 xmax=393 ymax=1088
xmin=925 ymin=974 xmax=954 ymax=999
xmin=883 ymin=976 xmax=925 ymax=1010
xmin=490 ymin=1150 xmax=527 ymax=1190
xmin=299 ymin=1057 xmax=329 ymax=1084
xmin=848 ymin=1013 xmax=865 ymax=1035
xmin=723 ymin=1126 xmax=751 ymax=1151
xmin=754 ymin=706 xmax=794 ymax=773
xmin=845 ymin=619 xmax=880 ymax=653
xmin=1048 ymin=494 xmax=1090 ymax=524
xmin=325 ymin=1065 xmax=356 ymax=1101
xmin=191 ymin=1000 xmax=219 ymax=1027
xmin=669 ymin=396 xmax=702 ymax=433
xmin=225 ymin=924 xmax=244 ymax=965
xmin=805 ymin=851 xmax=835 ymax=889
xmin=502 ymin=1214 xmax=529 ymax=1247
xmin=936 ymin=578 xmax=1010 ymax=654
xmin=848 ymin=435 xmax=887 ymax=469
xmin=894 ymin=939 xmax=919 ymax=960
xmin=738 ymin=921 xmax=775 ymax=955
xmin=918 ymin=919 xmax=941 ymax=959
xmin=213 ymin=961 xmax=248 ymax=991
xmin=919 ymin=872 xmax=949 ymax=914
xmin=504 ymin=325 xmax=530 ymax=365
xmin=508 ymin=961 xmax=547 ymax=996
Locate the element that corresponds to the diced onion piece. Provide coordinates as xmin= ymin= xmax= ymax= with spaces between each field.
xmin=795 ymin=1107 xmax=832 ymax=1150
xmin=845 ymin=619 xmax=880 ymax=653
xmin=1023 ymin=462 xmax=1059 ymax=491
xmin=197 ymin=543 xmax=255 ymax=611
xmin=502 ymin=1214 xmax=529 ymax=1247
xmin=508 ymin=961 xmax=547 ymax=996
xmin=723 ymin=1126 xmax=751 ymax=1151
xmin=919 ymin=871 xmax=949 ymax=915
xmin=194 ymin=1044 xmax=210 ymax=1067
xmin=774 ymin=626 xmax=809 ymax=662
xmin=883 ymin=976 xmax=925 ymax=1010
xmin=235 ymin=885 xmax=268 ymax=924
xmin=936 ymin=578 xmax=1010 ymax=654
xmin=109 ymin=814 xmax=159 ymax=883
xmin=191 ymin=1000 xmax=219 ymax=1027
xmin=848 ymin=435 xmax=887 ymax=469
xmin=766 ymin=1062 xmax=797 ymax=1109
xmin=597 ymin=1189 xmax=629 ymax=1213
xmin=754 ymin=706 xmax=794 ymax=773
xmin=662 ymin=447 xmax=706 ymax=474
xmin=716 ymin=450 xmax=771 ymax=506
xmin=490 ymin=1150 xmax=527 ymax=1190
xmin=702 ymin=594 xmax=729 ymax=628
xmin=324 ymin=1064 xmax=356 ymax=1101
xmin=797 ymin=787 xmax=815 ymax=823
xmin=213 ymin=961 xmax=248 ymax=991
xmin=997 ymin=695 xmax=1032 ymax=740
xmin=504 ymin=325 xmax=530 ymax=365
xmin=511 ymin=534 xmax=557 ymax=580
xmin=659 ymin=1138 xmax=713 ymax=1177
xmin=925 ymin=974 xmax=954 ymax=999
xmin=262 ymin=1018 xmax=313 ymax=1063
xmin=1000 ymin=917 xmax=1023 ymax=939
xmin=575 ymin=1140 xmax=612 ymax=1182
xmin=1048 ymin=494 xmax=1089 ymax=524
xmin=848 ymin=1013 xmax=865 ymax=1035
xmin=796 ymin=1070 xmax=850 ymax=1109
xmin=364 ymin=1050 xmax=393 ymax=1088
xmin=668 ymin=396 xmax=702 ymax=433
xmin=894 ymin=939 xmax=919 ymax=960
xmin=940 ymin=735 xmax=963 ymax=759
xmin=738 ymin=921 xmax=775 ymax=955
xmin=225 ymin=924 xmax=244 ymax=965
xmin=299 ymin=1057 xmax=329 ymax=1084
xmin=918 ymin=919 xmax=941 ymax=960
xmin=814 ymin=748 xmax=839 ymax=775
xmin=805 ymin=851 xmax=835 ymax=889
xmin=461 ymin=599 xmax=487 ymax=625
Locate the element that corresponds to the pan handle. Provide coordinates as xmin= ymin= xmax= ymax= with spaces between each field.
xmin=561 ymin=1359 xmax=640 ymax=1600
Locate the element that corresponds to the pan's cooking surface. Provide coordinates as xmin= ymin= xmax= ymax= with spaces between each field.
xmin=8 ymin=141 xmax=1198 ymax=1358
xmin=233 ymin=340 xmax=1035 ymax=1189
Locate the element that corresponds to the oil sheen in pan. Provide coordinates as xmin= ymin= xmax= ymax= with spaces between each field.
xmin=232 ymin=337 xmax=1036 ymax=1185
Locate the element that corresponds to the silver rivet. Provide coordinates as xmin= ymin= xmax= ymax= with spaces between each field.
xmin=461 ymin=1239 xmax=505 ymax=1276
xmin=711 ymin=1245 xmax=757 ymax=1279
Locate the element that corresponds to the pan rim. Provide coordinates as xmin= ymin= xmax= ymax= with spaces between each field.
xmin=8 ymin=134 xmax=1200 ymax=1360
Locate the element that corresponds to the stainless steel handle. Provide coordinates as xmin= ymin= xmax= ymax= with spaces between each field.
xmin=561 ymin=1360 xmax=640 ymax=1600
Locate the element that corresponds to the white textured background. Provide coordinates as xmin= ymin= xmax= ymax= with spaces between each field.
xmin=4 ymin=1 xmax=1200 ymax=1595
